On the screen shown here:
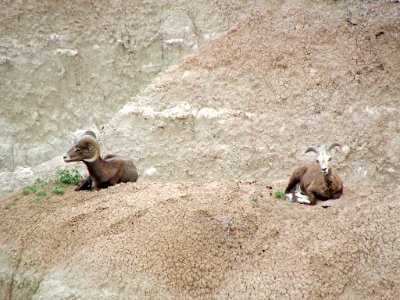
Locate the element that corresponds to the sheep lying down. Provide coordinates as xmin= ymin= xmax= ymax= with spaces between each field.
xmin=63 ymin=130 xmax=138 ymax=191
xmin=284 ymin=144 xmax=343 ymax=205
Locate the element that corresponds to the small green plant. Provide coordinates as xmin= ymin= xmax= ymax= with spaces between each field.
xmin=14 ymin=195 xmax=20 ymax=201
xmin=57 ymin=169 xmax=82 ymax=186
xmin=251 ymin=196 xmax=258 ymax=203
xmin=53 ymin=185 xmax=65 ymax=196
xmin=36 ymin=190 xmax=48 ymax=196
xmin=4 ymin=204 xmax=11 ymax=210
xmin=33 ymin=198 xmax=41 ymax=204
xmin=22 ymin=185 xmax=38 ymax=196
xmin=36 ymin=178 xmax=48 ymax=187
xmin=274 ymin=191 xmax=286 ymax=200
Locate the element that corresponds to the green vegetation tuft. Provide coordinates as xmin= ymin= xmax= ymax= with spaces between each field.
xmin=57 ymin=169 xmax=82 ymax=186
xmin=274 ymin=191 xmax=286 ymax=200
xmin=17 ymin=170 xmax=82 ymax=203
xmin=37 ymin=190 xmax=48 ymax=196
xmin=53 ymin=185 xmax=65 ymax=196
xmin=16 ymin=169 xmax=83 ymax=205
xmin=22 ymin=185 xmax=38 ymax=196
xmin=36 ymin=178 xmax=48 ymax=187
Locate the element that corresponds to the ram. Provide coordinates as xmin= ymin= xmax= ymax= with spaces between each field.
xmin=63 ymin=131 xmax=138 ymax=191
xmin=284 ymin=143 xmax=343 ymax=205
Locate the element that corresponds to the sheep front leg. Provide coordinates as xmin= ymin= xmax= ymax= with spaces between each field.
xmin=305 ymin=187 xmax=317 ymax=205
xmin=76 ymin=176 xmax=92 ymax=191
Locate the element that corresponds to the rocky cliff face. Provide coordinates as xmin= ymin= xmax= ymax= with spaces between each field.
xmin=101 ymin=0 xmax=400 ymax=188
xmin=0 ymin=0 xmax=261 ymax=171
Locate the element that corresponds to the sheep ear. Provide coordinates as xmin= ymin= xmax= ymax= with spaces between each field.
xmin=305 ymin=147 xmax=319 ymax=154
xmin=328 ymin=143 xmax=342 ymax=153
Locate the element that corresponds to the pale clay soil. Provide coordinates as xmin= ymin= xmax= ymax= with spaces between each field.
xmin=1 ymin=0 xmax=400 ymax=299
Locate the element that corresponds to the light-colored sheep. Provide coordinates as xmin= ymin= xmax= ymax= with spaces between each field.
xmin=284 ymin=143 xmax=343 ymax=205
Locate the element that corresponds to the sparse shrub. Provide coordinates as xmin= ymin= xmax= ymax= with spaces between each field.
xmin=33 ymin=198 xmax=41 ymax=204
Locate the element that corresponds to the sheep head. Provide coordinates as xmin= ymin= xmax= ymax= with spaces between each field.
xmin=305 ymin=143 xmax=341 ymax=175
xmin=64 ymin=132 xmax=100 ymax=163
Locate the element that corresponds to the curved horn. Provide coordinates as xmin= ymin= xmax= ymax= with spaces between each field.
xmin=327 ymin=143 xmax=342 ymax=152
xmin=305 ymin=147 xmax=319 ymax=154
xmin=82 ymin=130 xmax=96 ymax=139
xmin=77 ymin=134 xmax=100 ymax=162
xmin=74 ymin=130 xmax=97 ymax=144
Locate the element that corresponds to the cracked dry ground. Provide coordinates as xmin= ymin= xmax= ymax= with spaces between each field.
xmin=0 ymin=180 xmax=399 ymax=299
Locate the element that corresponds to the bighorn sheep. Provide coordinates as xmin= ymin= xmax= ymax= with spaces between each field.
xmin=284 ymin=143 xmax=343 ymax=205
xmin=63 ymin=130 xmax=138 ymax=191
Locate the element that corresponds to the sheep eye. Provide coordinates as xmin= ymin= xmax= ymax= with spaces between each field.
xmin=76 ymin=149 xmax=82 ymax=153
xmin=328 ymin=158 xmax=332 ymax=161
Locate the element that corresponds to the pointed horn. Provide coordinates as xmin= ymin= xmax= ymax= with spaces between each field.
xmin=305 ymin=147 xmax=319 ymax=154
xmin=328 ymin=143 xmax=342 ymax=152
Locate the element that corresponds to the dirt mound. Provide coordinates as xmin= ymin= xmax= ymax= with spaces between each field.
xmin=0 ymin=181 xmax=399 ymax=299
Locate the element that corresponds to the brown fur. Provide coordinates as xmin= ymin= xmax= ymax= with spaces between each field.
xmin=284 ymin=145 xmax=343 ymax=205
xmin=63 ymin=131 xmax=138 ymax=191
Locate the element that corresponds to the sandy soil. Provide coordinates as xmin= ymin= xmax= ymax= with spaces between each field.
xmin=0 ymin=180 xmax=399 ymax=299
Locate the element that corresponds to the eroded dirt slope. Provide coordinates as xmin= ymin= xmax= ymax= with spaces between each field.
xmin=0 ymin=0 xmax=262 ymax=171
xmin=0 ymin=181 xmax=399 ymax=299
xmin=100 ymin=0 xmax=400 ymax=189
xmin=1 ymin=1 xmax=399 ymax=200
xmin=1 ymin=1 xmax=399 ymax=299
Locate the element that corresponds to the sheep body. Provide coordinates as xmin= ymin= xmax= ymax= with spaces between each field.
xmin=63 ymin=131 xmax=138 ymax=191
xmin=284 ymin=144 xmax=343 ymax=205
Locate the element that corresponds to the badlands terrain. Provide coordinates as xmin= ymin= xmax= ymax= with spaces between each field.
xmin=0 ymin=0 xmax=399 ymax=299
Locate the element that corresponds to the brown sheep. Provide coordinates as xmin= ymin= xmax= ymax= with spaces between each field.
xmin=63 ymin=131 xmax=138 ymax=191
xmin=284 ymin=143 xmax=343 ymax=205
